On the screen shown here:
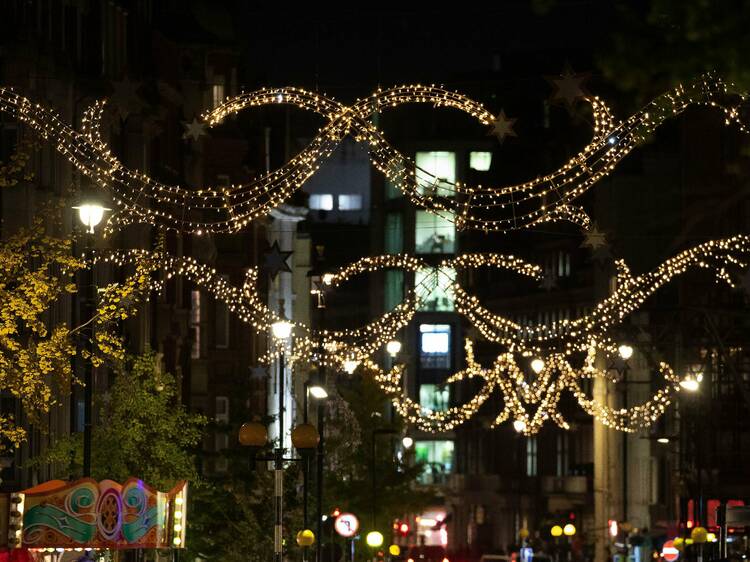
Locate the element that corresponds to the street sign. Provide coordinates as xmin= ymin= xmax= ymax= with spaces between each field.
xmin=662 ymin=540 xmax=680 ymax=562
xmin=334 ymin=513 xmax=360 ymax=538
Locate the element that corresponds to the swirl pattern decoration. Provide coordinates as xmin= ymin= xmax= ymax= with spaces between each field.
xmin=0 ymin=74 xmax=747 ymax=233
xmin=93 ymin=234 xmax=750 ymax=433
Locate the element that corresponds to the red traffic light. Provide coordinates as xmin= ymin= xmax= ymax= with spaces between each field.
xmin=399 ymin=522 xmax=410 ymax=536
xmin=332 ymin=507 xmax=341 ymax=518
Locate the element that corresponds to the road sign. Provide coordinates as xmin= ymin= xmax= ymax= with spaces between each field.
xmin=334 ymin=513 xmax=360 ymax=538
xmin=662 ymin=540 xmax=680 ymax=562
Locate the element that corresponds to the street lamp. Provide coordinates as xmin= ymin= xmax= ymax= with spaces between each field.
xmin=618 ymin=344 xmax=634 ymax=360
xmin=679 ymin=373 xmax=701 ymax=392
xmin=402 ymin=435 xmax=414 ymax=449
xmin=386 ymin=339 xmax=402 ymax=358
xmin=73 ymin=201 xmax=108 ymax=477
xmin=343 ymin=357 xmax=360 ymax=374
xmin=530 ymin=358 xmax=545 ymax=374
xmin=513 ymin=419 xmax=527 ymax=433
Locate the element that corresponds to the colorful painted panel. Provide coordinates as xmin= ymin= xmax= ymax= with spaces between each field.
xmin=19 ymin=478 xmax=187 ymax=549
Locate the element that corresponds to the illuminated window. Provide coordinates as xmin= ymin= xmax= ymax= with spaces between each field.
xmin=338 ymin=194 xmax=363 ymax=210
xmin=415 ymin=151 xmax=456 ymax=197
xmin=385 ymin=270 xmax=404 ymax=311
xmin=558 ymin=251 xmax=571 ymax=277
xmin=526 ymin=437 xmax=538 ymax=476
xmin=415 ymin=440 xmax=454 ymax=484
xmin=385 ymin=212 xmax=403 ymax=254
xmin=415 ymin=267 xmax=455 ymax=311
xmin=419 ymin=384 xmax=450 ymax=411
xmin=310 ymin=194 xmax=334 ymax=210
xmin=469 ymin=151 xmax=492 ymax=171
xmin=415 ymin=211 xmax=456 ymax=254
xmin=419 ymin=324 xmax=451 ymax=369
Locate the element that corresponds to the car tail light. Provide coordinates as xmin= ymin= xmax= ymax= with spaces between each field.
xmin=443 ymin=558 xmax=450 ymax=562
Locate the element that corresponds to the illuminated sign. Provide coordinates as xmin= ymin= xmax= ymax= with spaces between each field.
xmin=18 ymin=478 xmax=187 ymax=549
xmin=334 ymin=513 xmax=359 ymax=538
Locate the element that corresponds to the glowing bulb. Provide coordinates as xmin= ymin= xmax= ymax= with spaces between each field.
xmin=271 ymin=319 xmax=293 ymax=339
xmin=173 ymin=537 xmax=182 ymax=546
xmin=513 ymin=419 xmax=527 ymax=433
xmin=563 ymin=524 xmax=576 ymax=536
xmin=679 ymin=375 xmax=700 ymax=392
xmin=174 ymin=511 xmax=183 ymax=519
xmin=657 ymin=437 xmax=670 ymax=444
xmin=386 ymin=339 xmax=402 ymax=357
xmin=402 ymin=436 xmax=414 ymax=449
xmin=366 ymin=531 xmax=384 ymax=547
xmin=322 ymin=273 xmax=334 ymax=285
xmin=343 ymin=359 xmax=360 ymax=374
xmin=618 ymin=344 xmax=633 ymax=360
xmin=550 ymin=525 xmax=563 ymax=537
xmin=75 ymin=203 xmax=108 ymax=233
xmin=531 ymin=358 xmax=545 ymax=374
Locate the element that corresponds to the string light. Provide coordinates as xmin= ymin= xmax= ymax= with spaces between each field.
xmin=1 ymin=74 xmax=747 ymax=233
xmin=89 ymin=232 xmax=750 ymax=433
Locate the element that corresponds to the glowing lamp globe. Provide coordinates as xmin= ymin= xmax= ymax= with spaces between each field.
xmin=680 ymin=375 xmax=700 ymax=392
xmin=238 ymin=421 xmax=267 ymax=448
xmin=519 ymin=528 xmax=530 ymax=540
xmin=563 ymin=524 xmax=576 ymax=536
xmin=673 ymin=537 xmax=685 ymax=552
xmin=550 ymin=525 xmax=563 ymax=538
xmin=296 ymin=529 xmax=315 ymax=547
xmin=531 ymin=358 xmax=545 ymax=374
xmin=386 ymin=339 xmax=402 ymax=357
xmin=618 ymin=344 xmax=634 ymax=360
xmin=513 ymin=419 xmax=527 ymax=433
xmin=75 ymin=203 xmax=108 ymax=233
xmin=389 ymin=545 xmax=401 ymax=556
xmin=402 ymin=436 xmax=414 ymax=449
xmin=291 ymin=423 xmax=320 ymax=451
xmin=271 ymin=319 xmax=293 ymax=339
xmin=691 ymin=526 xmax=708 ymax=544
xmin=366 ymin=531 xmax=384 ymax=548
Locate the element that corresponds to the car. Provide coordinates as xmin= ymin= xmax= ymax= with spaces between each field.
xmin=406 ymin=545 xmax=450 ymax=562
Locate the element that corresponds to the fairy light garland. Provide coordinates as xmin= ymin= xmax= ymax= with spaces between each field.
xmin=89 ymin=233 xmax=750 ymax=433
xmin=1 ymin=74 xmax=747 ymax=233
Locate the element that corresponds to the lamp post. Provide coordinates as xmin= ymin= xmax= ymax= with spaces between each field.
xmin=73 ymin=202 xmax=108 ymax=477
xmin=303 ymin=370 xmax=328 ymax=551
xmin=270 ymin=316 xmax=293 ymax=562
xmin=239 ymin=314 xmax=320 ymax=562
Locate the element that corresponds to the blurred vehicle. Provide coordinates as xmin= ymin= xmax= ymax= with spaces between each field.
xmin=406 ymin=545 xmax=450 ymax=562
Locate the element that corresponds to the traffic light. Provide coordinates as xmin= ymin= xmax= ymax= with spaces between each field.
xmin=399 ymin=522 xmax=410 ymax=537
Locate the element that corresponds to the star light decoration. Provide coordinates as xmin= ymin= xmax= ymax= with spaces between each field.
xmin=1 ymin=74 xmax=748 ymax=234
xmin=182 ymin=117 xmax=208 ymax=142
xmin=262 ymin=240 xmax=293 ymax=279
xmin=488 ymin=109 xmax=517 ymax=143
xmin=91 ymin=234 xmax=750 ymax=434
xmin=547 ymin=65 xmax=590 ymax=111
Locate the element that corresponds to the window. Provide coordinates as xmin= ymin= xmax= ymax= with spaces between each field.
xmin=190 ymin=290 xmax=202 ymax=359
xmin=557 ymin=251 xmax=571 ymax=278
xmin=419 ymin=384 xmax=450 ymax=412
xmin=415 ymin=267 xmax=455 ymax=311
xmin=338 ymin=194 xmax=363 ymax=210
xmin=309 ymin=194 xmax=334 ymax=210
xmin=415 ymin=211 xmax=456 ymax=254
xmin=415 ymin=440 xmax=455 ymax=484
xmin=385 ymin=212 xmax=403 ymax=254
xmin=415 ymin=151 xmax=456 ymax=197
xmin=385 ymin=270 xmax=404 ymax=311
xmin=211 ymin=80 xmax=225 ymax=109
xmin=469 ymin=151 xmax=492 ymax=172
xmin=215 ymin=276 xmax=230 ymax=349
xmin=420 ymin=324 xmax=452 ymax=369
xmin=526 ymin=437 xmax=538 ymax=477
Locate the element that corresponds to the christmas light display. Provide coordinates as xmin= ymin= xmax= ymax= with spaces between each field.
xmin=91 ymin=233 xmax=750 ymax=433
xmin=1 ymin=74 xmax=747 ymax=233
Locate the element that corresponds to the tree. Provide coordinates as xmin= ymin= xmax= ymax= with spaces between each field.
xmin=322 ymin=374 xmax=435 ymax=557
xmin=598 ymin=0 xmax=750 ymax=98
xmin=0 ymin=139 xmax=156 ymax=451
xmin=30 ymin=349 xmax=207 ymax=489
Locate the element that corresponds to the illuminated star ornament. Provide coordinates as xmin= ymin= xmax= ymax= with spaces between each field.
xmin=263 ymin=241 xmax=293 ymax=279
xmin=581 ymin=224 xmax=608 ymax=250
xmin=547 ymin=65 xmax=589 ymax=111
xmin=109 ymin=78 xmax=145 ymax=121
xmin=488 ymin=109 xmax=517 ymax=143
xmin=182 ymin=118 xmax=208 ymax=142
